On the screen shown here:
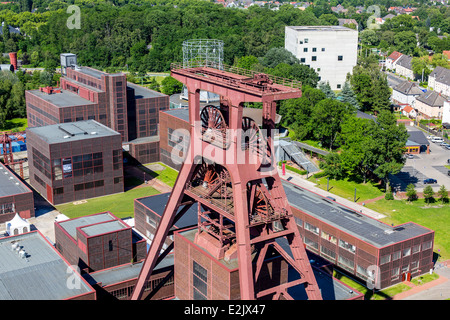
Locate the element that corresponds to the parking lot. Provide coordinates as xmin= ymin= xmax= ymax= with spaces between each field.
xmin=390 ymin=127 xmax=450 ymax=192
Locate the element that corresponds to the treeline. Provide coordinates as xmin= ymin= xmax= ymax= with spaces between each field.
xmin=0 ymin=69 xmax=59 ymax=129
xmin=0 ymin=1 xmax=327 ymax=73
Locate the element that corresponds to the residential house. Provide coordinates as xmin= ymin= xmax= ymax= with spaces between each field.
xmin=414 ymin=90 xmax=446 ymax=119
xmin=385 ymin=51 xmax=403 ymax=70
xmin=395 ymin=54 xmax=414 ymax=80
xmin=428 ymin=66 xmax=450 ymax=97
xmin=338 ymin=19 xmax=358 ymax=30
xmin=392 ymin=81 xmax=423 ymax=109
xmin=402 ymin=105 xmax=417 ymax=119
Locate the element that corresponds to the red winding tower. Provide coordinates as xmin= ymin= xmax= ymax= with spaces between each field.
xmin=131 ymin=64 xmax=322 ymax=300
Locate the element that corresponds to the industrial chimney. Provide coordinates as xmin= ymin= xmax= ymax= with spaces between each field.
xmin=9 ymin=52 xmax=17 ymax=71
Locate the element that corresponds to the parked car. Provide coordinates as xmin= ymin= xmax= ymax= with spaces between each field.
xmin=446 ymin=146 xmax=450 ymax=150
xmin=427 ymin=135 xmax=436 ymax=140
xmin=441 ymin=142 xmax=450 ymax=148
xmin=443 ymin=123 xmax=450 ymax=129
xmin=405 ymin=153 xmax=414 ymax=159
xmin=448 ymin=170 xmax=450 ymax=176
xmin=431 ymin=137 xmax=444 ymax=143
xmin=424 ymin=178 xmax=437 ymax=184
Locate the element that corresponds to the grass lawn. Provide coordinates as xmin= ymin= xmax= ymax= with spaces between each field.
xmin=308 ymin=176 xmax=385 ymax=202
xmin=0 ymin=118 xmax=28 ymax=132
xmin=366 ymin=198 xmax=450 ymax=261
xmin=333 ymin=270 xmax=411 ymax=300
xmin=55 ymin=186 xmax=160 ymax=219
xmin=140 ymin=162 xmax=179 ymax=188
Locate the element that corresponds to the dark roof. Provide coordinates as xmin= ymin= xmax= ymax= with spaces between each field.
xmin=416 ymin=90 xmax=446 ymax=107
xmin=393 ymin=81 xmax=423 ymax=95
xmin=0 ymin=24 xmax=20 ymax=35
xmin=127 ymin=82 xmax=167 ymax=99
xmin=356 ymin=110 xmax=377 ymax=121
xmin=396 ymin=55 xmax=412 ymax=70
xmin=429 ymin=66 xmax=450 ymax=86
xmin=282 ymin=180 xmax=432 ymax=248
xmin=408 ymin=130 xmax=429 ymax=146
xmin=163 ymin=107 xmax=190 ymax=122
xmin=27 ymin=120 xmax=120 ymax=144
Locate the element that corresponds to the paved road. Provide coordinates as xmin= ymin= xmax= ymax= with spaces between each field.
xmin=390 ymin=126 xmax=450 ymax=192
xmin=401 ymin=265 xmax=450 ymax=300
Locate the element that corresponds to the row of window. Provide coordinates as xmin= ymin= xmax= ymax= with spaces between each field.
xmin=380 ymin=241 xmax=433 ymax=265
xmin=0 ymin=203 xmax=15 ymax=215
xmin=299 ymin=55 xmax=344 ymax=62
xmin=304 ymin=221 xmax=356 ymax=254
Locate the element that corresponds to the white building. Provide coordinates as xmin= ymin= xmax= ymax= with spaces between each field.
xmin=285 ymin=26 xmax=358 ymax=90
xmin=391 ymin=80 xmax=423 ymax=107
xmin=428 ymin=66 xmax=450 ymax=97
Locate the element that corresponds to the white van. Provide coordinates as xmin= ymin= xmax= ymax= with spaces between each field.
xmin=431 ymin=137 xmax=444 ymax=143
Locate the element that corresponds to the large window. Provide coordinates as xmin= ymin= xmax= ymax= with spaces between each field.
xmin=320 ymin=245 xmax=336 ymax=260
xmin=380 ymin=254 xmax=391 ymax=265
xmin=72 ymin=152 xmax=103 ymax=177
xmin=0 ymin=203 xmax=15 ymax=215
xmin=304 ymin=222 xmax=319 ymax=234
xmin=193 ymin=261 xmax=208 ymax=300
xmin=321 ymin=231 xmax=337 ymax=244
xmin=113 ymin=149 xmax=122 ymax=171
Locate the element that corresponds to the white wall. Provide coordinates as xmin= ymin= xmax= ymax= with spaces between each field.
xmin=443 ymin=100 xmax=450 ymax=124
xmin=285 ymin=26 xmax=358 ymax=90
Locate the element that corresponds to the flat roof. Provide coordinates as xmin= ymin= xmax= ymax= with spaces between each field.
xmin=27 ymin=89 xmax=96 ymax=108
xmin=74 ymin=66 xmax=107 ymax=80
xmin=0 ymin=231 xmax=94 ymax=300
xmin=162 ymin=107 xmax=190 ymax=122
xmin=287 ymin=25 xmax=357 ymax=32
xmin=27 ymin=120 xmax=120 ymax=144
xmin=80 ymin=220 xmax=128 ymax=237
xmin=83 ymin=255 xmax=174 ymax=287
xmin=127 ymin=82 xmax=167 ymax=99
xmin=136 ymin=193 xmax=198 ymax=230
xmin=139 ymin=182 xmax=431 ymax=249
xmin=57 ymin=212 xmax=117 ymax=240
xmin=282 ymin=180 xmax=432 ymax=248
xmin=0 ymin=162 xmax=30 ymax=198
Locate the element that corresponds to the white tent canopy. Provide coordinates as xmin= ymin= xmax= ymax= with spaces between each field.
xmin=6 ymin=213 xmax=30 ymax=236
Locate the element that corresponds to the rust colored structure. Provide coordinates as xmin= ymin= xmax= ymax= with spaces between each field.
xmin=9 ymin=52 xmax=17 ymax=71
xmin=132 ymin=64 xmax=322 ymax=300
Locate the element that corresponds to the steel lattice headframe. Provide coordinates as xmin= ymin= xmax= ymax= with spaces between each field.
xmin=182 ymin=39 xmax=224 ymax=70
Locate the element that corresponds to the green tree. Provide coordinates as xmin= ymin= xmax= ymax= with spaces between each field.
xmin=235 ymin=55 xmax=259 ymax=70
xmin=337 ymin=81 xmax=359 ymax=109
xmin=318 ymin=81 xmax=335 ymax=99
xmin=438 ymin=185 xmax=449 ymax=203
xmin=259 ymin=47 xmax=299 ymax=68
xmin=412 ymin=57 xmax=432 ymax=81
xmin=160 ymin=76 xmax=183 ymax=95
xmin=311 ymin=99 xmax=354 ymax=150
xmin=370 ymin=111 xmax=408 ymax=192
xmin=406 ymin=183 xmax=417 ymax=202
xmin=320 ymin=152 xmax=345 ymax=180
xmin=423 ymin=185 xmax=434 ymax=204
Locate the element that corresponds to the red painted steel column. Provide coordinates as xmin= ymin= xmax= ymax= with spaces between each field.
xmin=232 ymin=176 xmax=255 ymax=300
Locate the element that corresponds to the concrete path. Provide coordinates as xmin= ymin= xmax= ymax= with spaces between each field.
xmin=278 ymin=168 xmax=386 ymax=220
xmin=394 ymin=263 xmax=450 ymax=300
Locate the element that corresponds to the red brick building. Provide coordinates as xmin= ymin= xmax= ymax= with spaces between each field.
xmin=25 ymin=54 xmax=169 ymax=164
xmin=0 ymin=161 xmax=34 ymax=224
xmin=26 ymin=120 xmax=124 ymax=205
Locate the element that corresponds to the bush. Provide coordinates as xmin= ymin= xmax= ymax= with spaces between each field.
xmin=313 ymin=171 xmax=328 ymax=179
xmin=385 ymin=192 xmax=394 ymax=200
